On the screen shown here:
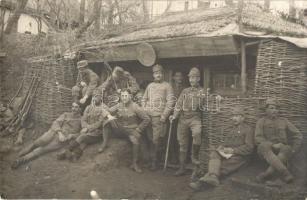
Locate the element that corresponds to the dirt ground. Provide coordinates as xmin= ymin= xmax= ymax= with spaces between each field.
xmin=0 ymin=128 xmax=305 ymax=200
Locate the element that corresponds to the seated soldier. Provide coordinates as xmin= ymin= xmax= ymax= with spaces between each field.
xmin=11 ymin=102 xmax=82 ymax=169
xmin=72 ymin=60 xmax=99 ymax=105
xmin=190 ymin=106 xmax=254 ymax=190
xmin=60 ymin=90 xmax=114 ymax=161
xmin=255 ymin=98 xmax=302 ymax=183
xmin=99 ymin=89 xmax=150 ymax=173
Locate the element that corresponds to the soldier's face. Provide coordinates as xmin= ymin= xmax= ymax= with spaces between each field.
xmin=232 ymin=114 xmax=244 ymax=125
xmin=121 ymin=91 xmax=131 ymax=104
xmin=153 ymin=71 xmax=163 ymax=81
xmin=71 ymin=103 xmax=80 ymax=114
xmin=189 ymin=76 xmax=200 ymax=87
xmin=93 ymin=95 xmax=102 ymax=105
xmin=173 ymin=73 xmax=183 ymax=84
xmin=266 ymin=105 xmax=278 ymax=117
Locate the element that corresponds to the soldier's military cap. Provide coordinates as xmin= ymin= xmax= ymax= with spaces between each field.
xmin=188 ymin=67 xmax=200 ymax=77
xmin=113 ymin=66 xmax=125 ymax=76
xmin=152 ymin=64 xmax=163 ymax=73
xmin=77 ymin=60 xmax=88 ymax=69
xmin=232 ymin=106 xmax=245 ymax=116
xmin=265 ymin=98 xmax=279 ymax=107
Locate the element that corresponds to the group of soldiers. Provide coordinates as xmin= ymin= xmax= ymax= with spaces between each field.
xmin=9 ymin=59 xmax=303 ymax=190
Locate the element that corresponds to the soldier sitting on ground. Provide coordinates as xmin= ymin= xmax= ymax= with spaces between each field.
xmin=255 ymin=98 xmax=302 ymax=184
xmin=11 ymin=102 xmax=82 ymax=169
xmin=59 ymin=90 xmax=115 ymax=161
xmin=189 ymin=106 xmax=254 ymax=190
xmin=99 ymin=89 xmax=150 ymax=173
xmin=72 ymin=60 xmax=99 ymax=105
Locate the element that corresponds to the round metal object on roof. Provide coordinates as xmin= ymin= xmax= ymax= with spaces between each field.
xmin=136 ymin=42 xmax=156 ymax=67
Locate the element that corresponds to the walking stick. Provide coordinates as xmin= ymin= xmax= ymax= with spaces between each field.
xmin=163 ymin=119 xmax=173 ymax=171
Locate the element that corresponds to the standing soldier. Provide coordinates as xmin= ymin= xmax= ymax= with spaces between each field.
xmin=190 ymin=106 xmax=254 ymax=190
xmin=62 ymin=90 xmax=114 ymax=161
xmin=102 ymin=89 xmax=150 ymax=173
xmin=142 ymin=64 xmax=174 ymax=170
xmin=11 ymin=102 xmax=82 ymax=169
xmin=169 ymin=67 xmax=204 ymax=176
xmin=72 ymin=60 xmax=99 ymax=105
xmin=255 ymin=98 xmax=302 ymax=183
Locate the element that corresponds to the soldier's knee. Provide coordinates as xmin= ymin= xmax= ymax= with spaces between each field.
xmin=257 ymin=142 xmax=272 ymax=155
xmin=279 ymin=144 xmax=292 ymax=156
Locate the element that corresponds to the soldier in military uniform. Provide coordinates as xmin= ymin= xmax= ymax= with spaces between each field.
xmin=101 ymin=89 xmax=150 ymax=173
xmin=11 ymin=102 xmax=82 ymax=169
xmin=255 ymin=98 xmax=302 ymax=183
xmin=142 ymin=64 xmax=175 ymax=170
xmin=189 ymin=106 xmax=254 ymax=190
xmin=169 ymin=67 xmax=204 ymax=176
xmin=62 ymin=90 xmax=115 ymax=161
xmin=72 ymin=60 xmax=99 ymax=105
xmin=99 ymin=66 xmax=140 ymax=108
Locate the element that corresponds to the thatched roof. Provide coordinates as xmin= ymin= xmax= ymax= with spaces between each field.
xmin=76 ymin=4 xmax=307 ymax=50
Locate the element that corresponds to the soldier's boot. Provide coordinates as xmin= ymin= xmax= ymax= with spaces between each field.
xmin=191 ymin=145 xmax=201 ymax=166
xmin=18 ymin=143 xmax=36 ymax=157
xmin=98 ymin=130 xmax=109 ymax=153
xmin=57 ymin=149 xmax=68 ymax=160
xmin=131 ymin=144 xmax=142 ymax=173
xmin=11 ymin=157 xmax=27 ymax=169
xmin=256 ymin=167 xmax=275 ymax=183
xmin=200 ymin=159 xmax=221 ymax=187
xmin=175 ymin=151 xmax=187 ymax=176
xmin=150 ymin=144 xmax=159 ymax=171
xmin=278 ymin=153 xmax=293 ymax=183
xmin=71 ymin=146 xmax=83 ymax=162
xmin=189 ymin=180 xmax=203 ymax=191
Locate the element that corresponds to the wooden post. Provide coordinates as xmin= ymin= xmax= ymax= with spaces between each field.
xmin=203 ymin=67 xmax=210 ymax=91
xmin=240 ymin=39 xmax=247 ymax=94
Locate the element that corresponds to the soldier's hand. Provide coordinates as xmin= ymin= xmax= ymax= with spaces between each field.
xmin=58 ymin=133 xmax=66 ymax=142
xmin=80 ymin=81 xmax=87 ymax=87
xmin=79 ymin=95 xmax=88 ymax=104
xmin=107 ymin=114 xmax=116 ymax=121
xmin=160 ymin=115 xmax=166 ymax=123
xmin=81 ymin=128 xmax=88 ymax=134
xmin=169 ymin=115 xmax=176 ymax=122
xmin=223 ymin=147 xmax=234 ymax=154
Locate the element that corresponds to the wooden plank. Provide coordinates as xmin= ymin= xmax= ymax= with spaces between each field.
xmin=83 ymin=36 xmax=239 ymax=63
xmin=240 ymin=40 xmax=247 ymax=94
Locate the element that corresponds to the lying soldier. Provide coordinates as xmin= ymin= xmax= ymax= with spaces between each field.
xmin=190 ymin=106 xmax=254 ymax=190
xmin=11 ymin=102 xmax=82 ymax=169
xmin=59 ymin=90 xmax=114 ymax=161
xmin=99 ymin=89 xmax=150 ymax=173
xmin=255 ymin=98 xmax=302 ymax=184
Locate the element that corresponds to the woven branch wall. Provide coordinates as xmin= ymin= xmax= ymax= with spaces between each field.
xmin=25 ymin=57 xmax=76 ymax=125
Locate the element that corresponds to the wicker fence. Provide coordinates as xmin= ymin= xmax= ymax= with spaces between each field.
xmin=25 ymin=57 xmax=76 ymax=125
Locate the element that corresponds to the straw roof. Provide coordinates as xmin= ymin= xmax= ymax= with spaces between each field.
xmin=77 ymin=4 xmax=307 ymax=49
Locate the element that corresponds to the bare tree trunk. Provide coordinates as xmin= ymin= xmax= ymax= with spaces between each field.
xmin=289 ymin=0 xmax=296 ymax=18
xmin=79 ymin=0 xmax=86 ymax=25
xmin=4 ymin=0 xmax=29 ymax=34
xmin=225 ymin=0 xmax=234 ymax=6
xmin=94 ymin=0 xmax=102 ymax=34
xmin=114 ymin=0 xmax=122 ymax=25
xmin=0 ymin=8 xmax=6 ymax=43
xmin=264 ymin=0 xmax=270 ymax=12
xmin=142 ymin=0 xmax=149 ymax=22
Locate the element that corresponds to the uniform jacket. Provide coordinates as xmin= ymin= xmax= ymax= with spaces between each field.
xmin=109 ymin=102 xmax=150 ymax=131
xmin=142 ymin=81 xmax=174 ymax=118
xmin=51 ymin=112 xmax=81 ymax=136
xmin=76 ymin=69 xmax=99 ymax=97
xmin=223 ymin=123 xmax=254 ymax=156
xmin=172 ymin=83 xmax=185 ymax=99
xmin=173 ymin=86 xmax=205 ymax=118
xmin=255 ymin=116 xmax=302 ymax=153
xmin=81 ymin=104 xmax=110 ymax=132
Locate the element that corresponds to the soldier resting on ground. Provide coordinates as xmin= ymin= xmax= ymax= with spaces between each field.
xmin=190 ymin=106 xmax=254 ymax=190
xmin=255 ymin=98 xmax=302 ymax=184
xmin=99 ymin=89 xmax=150 ymax=173
xmin=58 ymin=90 xmax=115 ymax=161
xmin=11 ymin=102 xmax=82 ymax=169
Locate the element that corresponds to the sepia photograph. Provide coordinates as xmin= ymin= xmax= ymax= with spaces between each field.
xmin=0 ymin=0 xmax=307 ymax=199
